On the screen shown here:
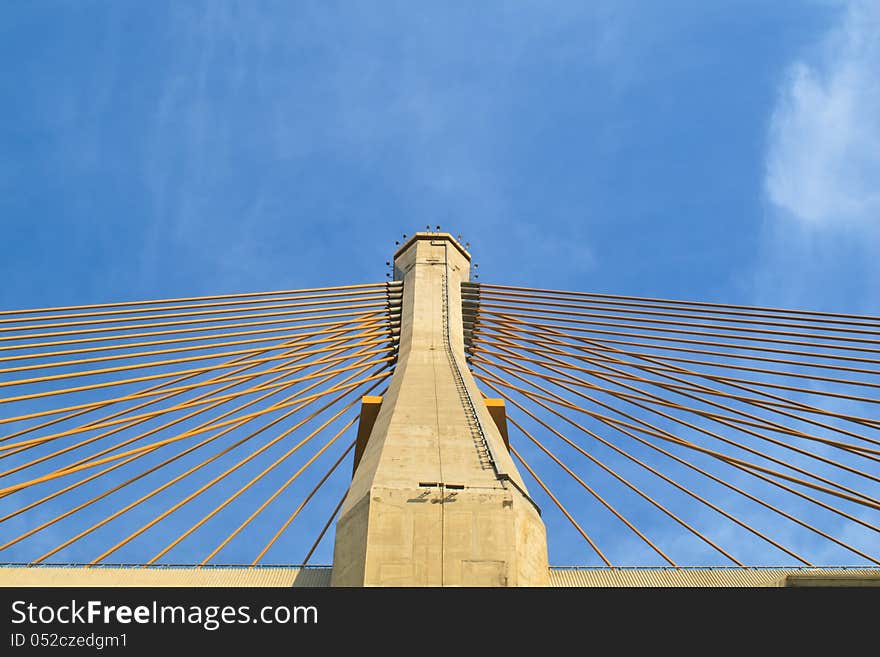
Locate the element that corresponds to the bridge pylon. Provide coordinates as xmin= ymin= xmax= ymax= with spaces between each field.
xmin=331 ymin=232 xmax=549 ymax=586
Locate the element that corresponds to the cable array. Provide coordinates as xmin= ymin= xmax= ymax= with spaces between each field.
xmin=463 ymin=282 xmax=880 ymax=566
xmin=3 ymin=275 xmax=877 ymax=569
xmin=0 ymin=282 xmax=401 ymax=565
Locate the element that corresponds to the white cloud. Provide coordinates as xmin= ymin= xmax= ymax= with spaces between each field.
xmin=765 ymin=1 xmax=880 ymax=229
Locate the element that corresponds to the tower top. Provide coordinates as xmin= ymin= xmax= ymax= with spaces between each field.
xmin=393 ymin=232 xmax=471 ymax=261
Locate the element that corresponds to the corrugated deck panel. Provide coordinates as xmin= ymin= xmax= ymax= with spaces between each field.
xmin=548 ymin=568 xmax=880 ymax=587
xmin=0 ymin=567 xmax=332 ymax=587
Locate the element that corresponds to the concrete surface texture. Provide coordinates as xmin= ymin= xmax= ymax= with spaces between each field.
xmin=331 ymin=233 xmax=549 ymax=586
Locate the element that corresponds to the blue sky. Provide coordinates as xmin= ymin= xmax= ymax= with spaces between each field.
xmin=1 ymin=1 xmax=878 ymax=568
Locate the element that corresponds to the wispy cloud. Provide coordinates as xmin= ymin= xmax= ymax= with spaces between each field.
xmin=755 ymin=1 xmax=880 ymax=310
xmin=765 ymin=1 xmax=880 ymax=228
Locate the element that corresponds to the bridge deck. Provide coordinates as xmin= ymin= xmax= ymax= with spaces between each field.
xmin=1 ymin=566 xmax=878 ymax=587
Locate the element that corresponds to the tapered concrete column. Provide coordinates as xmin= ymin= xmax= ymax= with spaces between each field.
xmin=331 ymin=233 xmax=549 ymax=586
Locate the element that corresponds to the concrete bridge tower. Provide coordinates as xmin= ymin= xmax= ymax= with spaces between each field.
xmin=331 ymin=232 xmax=549 ymax=586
